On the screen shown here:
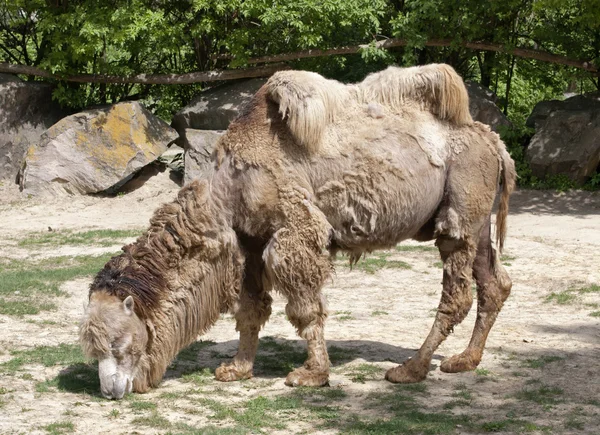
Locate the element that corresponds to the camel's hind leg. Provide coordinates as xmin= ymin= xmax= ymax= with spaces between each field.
xmin=440 ymin=217 xmax=512 ymax=373
xmin=386 ymin=231 xmax=479 ymax=383
xmin=215 ymin=238 xmax=273 ymax=382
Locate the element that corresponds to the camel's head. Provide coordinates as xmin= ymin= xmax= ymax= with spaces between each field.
xmin=79 ymin=291 xmax=149 ymax=400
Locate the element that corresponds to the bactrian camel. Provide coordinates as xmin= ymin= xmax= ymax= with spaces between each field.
xmin=79 ymin=63 xmax=515 ymax=399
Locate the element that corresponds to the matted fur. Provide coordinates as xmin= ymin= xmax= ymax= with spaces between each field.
xmin=80 ymin=180 xmax=245 ymax=392
xmin=266 ymin=64 xmax=472 ymax=152
xmin=82 ymin=63 xmax=516 ymax=394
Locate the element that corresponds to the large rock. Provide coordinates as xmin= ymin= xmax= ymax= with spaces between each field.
xmin=20 ymin=102 xmax=178 ymax=196
xmin=183 ymin=129 xmax=223 ymax=184
xmin=0 ymin=75 xmax=67 ymax=182
xmin=171 ymin=78 xmax=266 ymax=145
xmin=465 ymin=81 xmax=511 ymax=132
xmin=526 ymin=94 xmax=600 ymax=184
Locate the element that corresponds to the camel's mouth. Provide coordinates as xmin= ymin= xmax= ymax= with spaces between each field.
xmin=98 ymin=356 xmax=134 ymax=400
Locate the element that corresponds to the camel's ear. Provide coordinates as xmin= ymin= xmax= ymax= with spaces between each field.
xmin=123 ymin=296 xmax=134 ymax=316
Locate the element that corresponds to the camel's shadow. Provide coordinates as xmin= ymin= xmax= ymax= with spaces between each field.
xmin=163 ymin=337 xmax=444 ymax=381
xmin=54 ymin=337 xmax=443 ymax=396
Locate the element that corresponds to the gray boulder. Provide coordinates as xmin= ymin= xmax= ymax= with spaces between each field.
xmin=183 ymin=129 xmax=223 ymax=184
xmin=0 ymin=75 xmax=67 ymax=182
xmin=171 ymin=78 xmax=266 ymax=145
xmin=20 ymin=102 xmax=178 ymax=196
xmin=526 ymin=94 xmax=600 ymax=184
xmin=465 ymin=81 xmax=511 ymax=132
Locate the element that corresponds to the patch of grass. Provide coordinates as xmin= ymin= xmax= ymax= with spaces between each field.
xmin=475 ymin=368 xmax=490 ymax=376
xmin=0 ymin=253 xmax=116 ymax=316
xmin=578 ymin=284 xmax=600 ymax=294
xmin=173 ymin=340 xmax=217 ymax=363
xmin=443 ymin=399 xmax=471 ymax=409
xmin=347 ymin=363 xmax=382 ymax=384
xmin=343 ymin=390 xmax=471 ymax=434
xmin=181 ymin=367 xmax=213 ymax=386
xmin=0 ymin=344 xmax=84 ymax=374
xmin=36 ymin=363 xmax=99 ymax=394
xmin=544 ymin=283 xmax=600 ymax=306
xmin=515 ymin=384 xmax=564 ymax=405
xmin=292 ymin=386 xmax=348 ymax=401
xmin=521 ymin=355 xmax=563 ymax=369
xmin=18 ymin=229 xmax=142 ymax=248
xmin=254 ymin=336 xmax=307 ymax=376
xmin=564 ymin=416 xmax=585 ymax=430
xmin=335 ymin=310 xmax=354 ymax=321
xmin=129 ymin=400 xmax=157 ymax=413
xmin=371 ymin=310 xmax=388 ymax=316
xmin=328 ymin=345 xmax=356 ymax=365
xmin=395 ymin=244 xmax=437 ymax=252
xmin=433 ymin=261 xmax=443 ymax=269
xmin=107 ymin=409 xmax=120 ymax=419
xmin=545 ymin=291 xmax=577 ymax=305
xmin=131 ymin=411 xmax=172 ymax=429
xmin=42 ymin=420 xmax=75 ymax=435
xmin=590 ymin=311 xmax=600 ymax=317
xmin=353 ymin=253 xmax=411 ymax=274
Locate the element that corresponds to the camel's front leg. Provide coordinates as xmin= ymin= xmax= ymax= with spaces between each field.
xmin=262 ymin=201 xmax=333 ymax=387
xmin=216 ymin=247 xmax=273 ymax=382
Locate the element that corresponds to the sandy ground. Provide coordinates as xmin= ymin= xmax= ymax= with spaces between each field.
xmin=0 ymin=170 xmax=598 ymax=434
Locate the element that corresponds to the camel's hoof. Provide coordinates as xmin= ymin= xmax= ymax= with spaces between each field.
xmin=214 ymin=363 xmax=253 ymax=382
xmin=284 ymin=367 xmax=329 ymax=387
xmin=440 ymin=353 xmax=479 ymax=373
xmin=385 ymin=363 xmax=427 ymax=384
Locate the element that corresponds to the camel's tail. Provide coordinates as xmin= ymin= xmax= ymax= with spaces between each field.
xmin=495 ymin=140 xmax=516 ymax=252
xmin=359 ymin=63 xmax=473 ymax=126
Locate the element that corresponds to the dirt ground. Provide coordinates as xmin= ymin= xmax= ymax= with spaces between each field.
xmin=0 ymin=169 xmax=598 ymax=434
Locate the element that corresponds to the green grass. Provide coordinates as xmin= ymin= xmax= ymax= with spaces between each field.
xmin=475 ymin=368 xmax=490 ymax=376
xmin=254 ymin=336 xmax=307 ymax=376
xmin=181 ymin=367 xmax=214 ymax=386
xmin=545 ymin=283 xmax=600 ymax=306
xmin=335 ymin=310 xmax=354 ymax=321
xmin=347 ymin=363 xmax=383 ymax=383
xmin=395 ymin=244 xmax=437 ymax=252
xmin=480 ymin=419 xmax=549 ymax=433
xmin=352 ymin=253 xmax=412 ymax=274
xmin=42 ymin=420 xmax=75 ymax=434
xmin=521 ymin=355 xmax=563 ymax=369
xmin=129 ymin=400 xmax=158 ymax=413
xmin=0 ymin=344 xmax=85 ymax=374
xmin=131 ymin=411 xmax=172 ymax=429
xmin=590 ymin=311 xmax=600 ymax=317
xmin=0 ymin=253 xmax=116 ymax=316
xmin=545 ymin=291 xmax=577 ymax=305
xmin=371 ymin=310 xmax=388 ymax=316
xmin=18 ymin=229 xmax=142 ymax=247
xmin=35 ymin=363 xmax=99 ymax=394
xmin=515 ymin=384 xmax=564 ymax=405
xmin=175 ymin=340 xmax=217 ymax=363
xmin=433 ymin=261 xmax=443 ymax=269
xmin=340 ymin=389 xmax=470 ymax=434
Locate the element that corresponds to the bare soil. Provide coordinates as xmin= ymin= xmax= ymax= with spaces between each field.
xmin=0 ymin=172 xmax=598 ymax=434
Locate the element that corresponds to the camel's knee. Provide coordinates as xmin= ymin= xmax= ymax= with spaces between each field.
xmin=233 ymin=288 xmax=273 ymax=330
xmin=286 ymin=294 xmax=328 ymax=340
xmin=436 ymin=236 xmax=477 ymax=326
xmin=473 ymin=247 xmax=512 ymax=312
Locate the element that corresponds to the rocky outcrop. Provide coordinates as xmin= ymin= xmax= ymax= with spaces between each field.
xmin=465 ymin=81 xmax=511 ymax=132
xmin=171 ymin=78 xmax=265 ymax=146
xmin=0 ymin=75 xmax=67 ymax=182
xmin=182 ymin=129 xmax=223 ymax=184
xmin=526 ymin=94 xmax=600 ymax=184
xmin=20 ymin=102 xmax=178 ymax=196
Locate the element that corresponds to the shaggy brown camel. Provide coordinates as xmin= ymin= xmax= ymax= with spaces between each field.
xmin=80 ymin=63 xmax=515 ymax=399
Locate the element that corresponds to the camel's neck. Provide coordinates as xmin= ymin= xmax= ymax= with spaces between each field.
xmin=128 ymin=178 xmax=244 ymax=390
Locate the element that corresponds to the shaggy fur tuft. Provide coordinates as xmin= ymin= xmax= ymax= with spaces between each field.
xmin=266 ymin=70 xmax=352 ymax=153
xmin=359 ymin=64 xmax=473 ymax=126
xmin=82 ymin=179 xmax=245 ymax=391
xmin=266 ymin=64 xmax=472 ymax=152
